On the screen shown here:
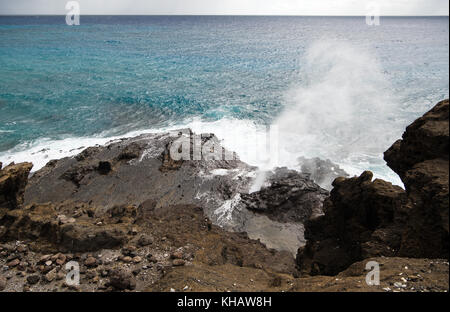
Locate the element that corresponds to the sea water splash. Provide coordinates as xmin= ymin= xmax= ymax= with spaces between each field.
xmin=273 ymin=40 xmax=405 ymax=185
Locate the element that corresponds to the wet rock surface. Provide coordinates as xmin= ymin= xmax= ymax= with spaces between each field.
xmin=240 ymin=167 xmax=328 ymax=223
xmin=297 ymin=157 xmax=349 ymax=190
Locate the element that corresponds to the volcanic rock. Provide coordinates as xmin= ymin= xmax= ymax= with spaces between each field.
xmin=385 ymin=99 xmax=449 ymax=259
xmin=0 ymin=162 xmax=33 ymax=210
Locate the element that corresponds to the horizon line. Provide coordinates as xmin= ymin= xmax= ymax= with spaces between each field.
xmin=0 ymin=14 xmax=449 ymax=17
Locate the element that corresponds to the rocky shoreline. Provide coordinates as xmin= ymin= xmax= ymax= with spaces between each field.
xmin=0 ymin=99 xmax=448 ymax=292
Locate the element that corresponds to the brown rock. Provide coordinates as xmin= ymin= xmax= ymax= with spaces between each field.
xmin=296 ymin=171 xmax=409 ymax=276
xmin=173 ymin=259 xmax=186 ymax=266
xmin=122 ymin=256 xmax=132 ymax=263
xmin=7 ymin=258 xmax=20 ymax=267
xmin=84 ymin=256 xmax=97 ymax=268
xmin=108 ymin=268 xmax=136 ymax=290
xmin=45 ymin=268 xmax=58 ymax=282
xmin=26 ymin=275 xmax=40 ymax=285
xmin=132 ymin=256 xmax=142 ymax=263
xmin=0 ymin=162 xmax=33 ymax=210
xmin=171 ymin=250 xmax=184 ymax=260
xmin=385 ymin=99 xmax=449 ymax=259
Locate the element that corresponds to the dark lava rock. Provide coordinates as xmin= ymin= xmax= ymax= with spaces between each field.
xmin=26 ymin=274 xmax=40 ymax=285
xmin=296 ymin=171 xmax=409 ymax=276
xmin=97 ymin=161 xmax=112 ymax=175
xmin=297 ymin=99 xmax=450 ymax=276
xmin=385 ymin=99 xmax=449 ymax=259
xmin=297 ymin=157 xmax=349 ymax=190
xmin=241 ymin=167 xmax=328 ymax=223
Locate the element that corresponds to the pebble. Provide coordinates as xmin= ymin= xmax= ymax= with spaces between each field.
xmin=171 ymin=250 xmax=184 ymax=260
xmin=84 ymin=256 xmax=97 ymax=267
xmin=7 ymin=258 xmax=20 ymax=267
xmin=122 ymin=256 xmax=132 ymax=263
xmin=132 ymin=256 xmax=142 ymax=263
xmin=172 ymin=259 xmax=186 ymax=266
xmin=137 ymin=234 xmax=153 ymax=247
xmin=45 ymin=260 xmax=52 ymax=266
xmin=39 ymin=254 xmax=52 ymax=263
xmin=56 ymin=271 xmax=66 ymax=281
xmin=27 ymin=275 xmax=40 ymax=285
xmin=183 ymin=286 xmax=189 ymax=291
xmin=45 ymin=268 xmax=58 ymax=282
xmin=170 ymin=288 xmax=175 ymax=292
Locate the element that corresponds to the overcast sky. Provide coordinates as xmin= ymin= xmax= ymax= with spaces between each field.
xmin=0 ymin=0 xmax=448 ymax=16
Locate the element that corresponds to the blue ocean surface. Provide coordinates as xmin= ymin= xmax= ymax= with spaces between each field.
xmin=0 ymin=16 xmax=448 ymax=184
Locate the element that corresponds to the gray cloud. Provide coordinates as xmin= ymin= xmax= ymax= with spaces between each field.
xmin=0 ymin=0 xmax=448 ymax=15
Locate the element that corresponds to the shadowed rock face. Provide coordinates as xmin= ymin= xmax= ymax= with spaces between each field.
xmin=296 ymin=171 xmax=409 ymax=276
xmin=385 ymin=99 xmax=449 ymax=259
xmin=297 ymin=99 xmax=449 ymax=276
xmin=0 ymin=162 xmax=33 ymax=210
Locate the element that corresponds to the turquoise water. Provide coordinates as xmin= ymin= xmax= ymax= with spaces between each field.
xmin=0 ymin=16 xmax=448 ymax=183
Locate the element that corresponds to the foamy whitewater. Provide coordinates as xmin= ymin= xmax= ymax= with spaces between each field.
xmin=0 ymin=16 xmax=449 ymax=187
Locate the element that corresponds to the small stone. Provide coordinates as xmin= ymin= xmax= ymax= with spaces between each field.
xmin=27 ymin=275 xmax=40 ymax=285
xmin=7 ymin=258 xmax=20 ymax=267
xmin=183 ymin=285 xmax=189 ymax=291
xmin=122 ymin=256 xmax=132 ymax=263
xmin=172 ymin=259 xmax=185 ymax=266
xmin=170 ymin=288 xmax=175 ymax=292
xmin=57 ymin=214 xmax=76 ymax=225
xmin=84 ymin=257 xmax=97 ymax=267
xmin=45 ymin=260 xmax=52 ymax=266
xmin=137 ymin=234 xmax=153 ymax=247
xmin=132 ymin=268 xmax=141 ymax=276
xmin=132 ymin=256 xmax=142 ymax=263
xmin=171 ymin=250 xmax=183 ymax=260
xmin=108 ymin=268 xmax=136 ymax=290
xmin=56 ymin=271 xmax=66 ymax=281
xmin=39 ymin=254 xmax=52 ymax=263
xmin=45 ymin=268 xmax=58 ymax=282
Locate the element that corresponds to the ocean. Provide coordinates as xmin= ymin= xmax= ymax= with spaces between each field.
xmin=0 ymin=16 xmax=448 ymax=186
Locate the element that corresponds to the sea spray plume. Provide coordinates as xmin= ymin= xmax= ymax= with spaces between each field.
xmin=274 ymin=40 xmax=401 ymax=166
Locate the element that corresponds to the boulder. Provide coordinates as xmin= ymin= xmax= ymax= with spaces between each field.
xmin=385 ymin=99 xmax=449 ymax=259
xmin=296 ymin=171 xmax=408 ymax=275
xmin=240 ymin=167 xmax=329 ymax=223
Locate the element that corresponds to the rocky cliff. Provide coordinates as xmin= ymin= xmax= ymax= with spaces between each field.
xmin=297 ymin=99 xmax=449 ymax=276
